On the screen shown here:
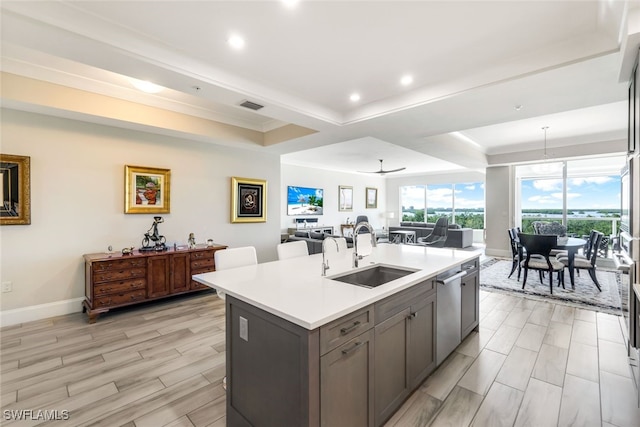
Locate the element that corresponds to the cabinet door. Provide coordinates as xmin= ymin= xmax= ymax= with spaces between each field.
xmin=321 ymin=329 xmax=374 ymax=427
xmin=374 ymin=308 xmax=409 ymax=426
xmin=408 ymin=293 xmax=436 ymax=388
xmin=170 ymin=252 xmax=190 ymax=294
xmin=147 ymin=255 xmax=170 ymax=298
xmin=461 ymin=271 xmax=479 ymax=338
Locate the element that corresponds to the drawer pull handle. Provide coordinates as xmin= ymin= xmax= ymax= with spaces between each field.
xmin=408 ymin=312 xmax=417 ymax=319
xmin=340 ymin=321 xmax=361 ymax=335
xmin=342 ymin=342 xmax=363 ymax=355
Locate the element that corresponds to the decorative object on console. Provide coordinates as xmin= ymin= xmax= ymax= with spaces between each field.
xmin=188 ymin=232 xmax=196 ymax=249
xmin=124 ymin=165 xmax=170 ymax=214
xmin=338 ymin=185 xmax=353 ymax=212
xmin=207 ymin=238 xmax=214 ymax=247
xmin=121 ymin=246 xmax=135 ymax=255
xmin=231 ymin=177 xmax=267 ymax=223
xmin=366 ymin=187 xmax=377 ymax=209
xmin=140 ymin=216 xmax=167 ymax=251
xmin=0 ymin=153 xmax=30 ymax=225
xmin=287 ymin=185 xmax=323 ymax=216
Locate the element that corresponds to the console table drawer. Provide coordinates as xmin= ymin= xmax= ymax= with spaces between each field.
xmin=93 ymin=268 xmax=146 ymax=283
xmin=94 ymin=278 xmax=146 ymax=296
xmin=191 ymin=258 xmax=215 ymax=270
xmin=94 ymin=290 xmax=146 ymax=308
xmin=191 ymin=251 xmax=214 ymax=260
xmin=93 ymin=258 xmax=146 ymax=271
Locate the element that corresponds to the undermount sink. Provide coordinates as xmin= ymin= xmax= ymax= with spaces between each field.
xmin=330 ymin=264 xmax=418 ymax=288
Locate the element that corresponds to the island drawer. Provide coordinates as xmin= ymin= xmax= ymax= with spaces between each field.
xmin=320 ymin=304 xmax=374 ymax=355
xmin=94 ymin=278 xmax=146 ymax=296
xmin=374 ymin=278 xmax=435 ymax=324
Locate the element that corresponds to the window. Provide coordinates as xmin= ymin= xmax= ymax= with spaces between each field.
xmin=399 ymin=182 xmax=485 ymax=229
xmin=454 ymin=182 xmax=485 ymax=229
xmin=401 ymin=185 xmax=425 ymax=222
xmin=517 ymin=156 xmax=624 ymax=237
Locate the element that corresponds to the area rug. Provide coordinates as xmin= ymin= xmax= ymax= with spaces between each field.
xmin=480 ymin=259 xmax=622 ymax=315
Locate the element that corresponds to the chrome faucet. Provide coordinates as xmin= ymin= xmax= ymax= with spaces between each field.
xmin=353 ymin=222 xmax=377 ymax=268
xmin=321 ymin=237 xmax=340 ymax=276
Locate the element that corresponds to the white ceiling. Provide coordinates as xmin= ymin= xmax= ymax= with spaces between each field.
xmin=1 ymin=0 xmax=639 ymax=176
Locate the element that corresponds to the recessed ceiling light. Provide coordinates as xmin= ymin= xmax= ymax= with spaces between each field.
xmin=282 ymin=0 xmax=299 ymax=8
xmin=228 ymin=34 xmax=245 ymax=50
xmin=350 ymin=93 xmax=361 ymax=102
xmin=515 ymin=105 xmax=523 ymax=111
xmin=130 ymin=78 xmax=163 ymax=94
xmin=400 ymin=75 xmax=413 ymax=86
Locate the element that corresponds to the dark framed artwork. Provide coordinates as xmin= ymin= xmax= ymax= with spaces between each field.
xmin=124 ymin=165 xmax=171 ymax=214
xmin=366 ymin=187 xmax=378 ymax=209
xmin=338 ymin=185 xmax=353 ymax=212
xmin=231 ymin=177 xmax=267 ymax=223
xmin=0 ymin=154 xmax=31 ymax=225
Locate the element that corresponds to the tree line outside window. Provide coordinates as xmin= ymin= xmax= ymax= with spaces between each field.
xmin=400 ymin=182 xmax=485 ymax=229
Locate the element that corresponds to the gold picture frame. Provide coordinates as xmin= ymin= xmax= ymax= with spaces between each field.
xmin=125 ymin=165 xmax=171 ymax=214
xmin=366 ymin=187 xmax=378 ymax=209
xmin=339 ymin=185 xmax=353 ymax=212
xmin=0 ymin=154 xmax=31 ymax=225
xmin=231 ymin=177 xmax=267 ymax=223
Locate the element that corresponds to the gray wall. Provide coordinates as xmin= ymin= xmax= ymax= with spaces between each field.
xmin=485 ymin=166 xmax=513 ymax=258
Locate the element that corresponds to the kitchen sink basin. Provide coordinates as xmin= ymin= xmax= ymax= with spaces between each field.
xmin=330 ymin=264 xmax=418 ymax=288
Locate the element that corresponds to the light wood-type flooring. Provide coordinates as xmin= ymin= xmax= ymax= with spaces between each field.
xmin=1 ymin=289 xmax=639 ymax=426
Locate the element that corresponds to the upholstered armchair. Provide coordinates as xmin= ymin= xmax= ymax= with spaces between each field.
xmin=538 ymin=221 xmax=567 ymax=236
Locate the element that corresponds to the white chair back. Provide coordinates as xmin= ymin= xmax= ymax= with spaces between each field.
xmin=213 ymin=246 xmax=257 ymax=300
xmin=277 ymin=240 xmax=309 ymax=260
xmin=214 ymin=246 xmax=257 ymax=271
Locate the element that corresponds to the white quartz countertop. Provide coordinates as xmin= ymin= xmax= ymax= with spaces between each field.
xmin=193 ymin=244 xmax=482 ymax=330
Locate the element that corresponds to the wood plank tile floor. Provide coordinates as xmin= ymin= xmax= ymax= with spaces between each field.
xmin=1 ymin=289 xmax=639 ymax=426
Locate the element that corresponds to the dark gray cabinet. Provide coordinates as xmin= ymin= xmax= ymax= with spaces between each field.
xmin=223 ymin=258 xmax=480 ymax=427
xmin=321 ymin=329 xmax=374 ymax=427
xmin=461 ymin=271 xmax=479 ymax=337
xmin=461 ymin=259 xmax=480 ymax=338
xmin=373 ymin=280 xmax=436 ymax=426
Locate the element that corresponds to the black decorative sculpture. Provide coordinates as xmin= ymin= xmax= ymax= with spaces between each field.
xmin=140 ymin=216 xmax=167 ymax=251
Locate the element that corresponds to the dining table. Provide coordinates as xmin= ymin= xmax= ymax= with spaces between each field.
xmin=553 ymin=236 xmax=587 ymax=288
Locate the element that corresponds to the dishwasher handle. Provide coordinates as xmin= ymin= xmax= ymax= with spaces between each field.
xmin=436 ymin=270 xmax=467 ymax=285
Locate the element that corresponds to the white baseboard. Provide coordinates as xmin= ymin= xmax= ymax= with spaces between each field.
xmin=1 ymin=297 xmax=85 ymax=327
xmin=484 ymin=248 xmax=511 ymax=259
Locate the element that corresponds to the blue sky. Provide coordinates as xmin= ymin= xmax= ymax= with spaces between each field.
xmin=521 ymin=176 xmax=621 ymax=210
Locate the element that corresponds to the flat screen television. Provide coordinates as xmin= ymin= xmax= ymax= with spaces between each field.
xmin=287 ymin=186 xmax=324 ymax=216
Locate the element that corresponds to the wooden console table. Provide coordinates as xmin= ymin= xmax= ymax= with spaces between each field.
xmin=83 ymin=243 xmax=227 ymax=323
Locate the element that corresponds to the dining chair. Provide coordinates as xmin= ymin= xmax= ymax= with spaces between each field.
xmin=276 ymin=240 xmax=309 ymax=260
xmin=507 ymin=228 xmax=522 ymax=279
xmin=214 ymin=246 xmax=258 ymax=299
xmin=557 ymin=232 xmax=603 ymax=291
xmin=556 ymin=229 xmax=597 ymax=260
xmin=518 ymin=233 xmax=565 ymax=294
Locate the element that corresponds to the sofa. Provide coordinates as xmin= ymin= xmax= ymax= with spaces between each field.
xmin=286 ymin=231 xmax=353 ymax=255
xmin=388 ymin=222 xmax=474 ymax=248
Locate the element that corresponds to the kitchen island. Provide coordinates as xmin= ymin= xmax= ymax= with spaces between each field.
xmin=194 ymin=244 xmax=481 ymax=427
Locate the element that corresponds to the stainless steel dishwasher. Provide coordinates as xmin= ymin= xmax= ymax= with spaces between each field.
xmin=436 ymin=267 xmax=467 ymax=365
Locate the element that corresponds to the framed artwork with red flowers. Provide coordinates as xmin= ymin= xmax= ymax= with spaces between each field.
xmin=124 ymin=165 xmax=170 ymax=214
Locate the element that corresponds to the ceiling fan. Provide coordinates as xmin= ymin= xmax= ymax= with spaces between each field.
xmin=359 ymin=159 xmax=406 ymax=175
